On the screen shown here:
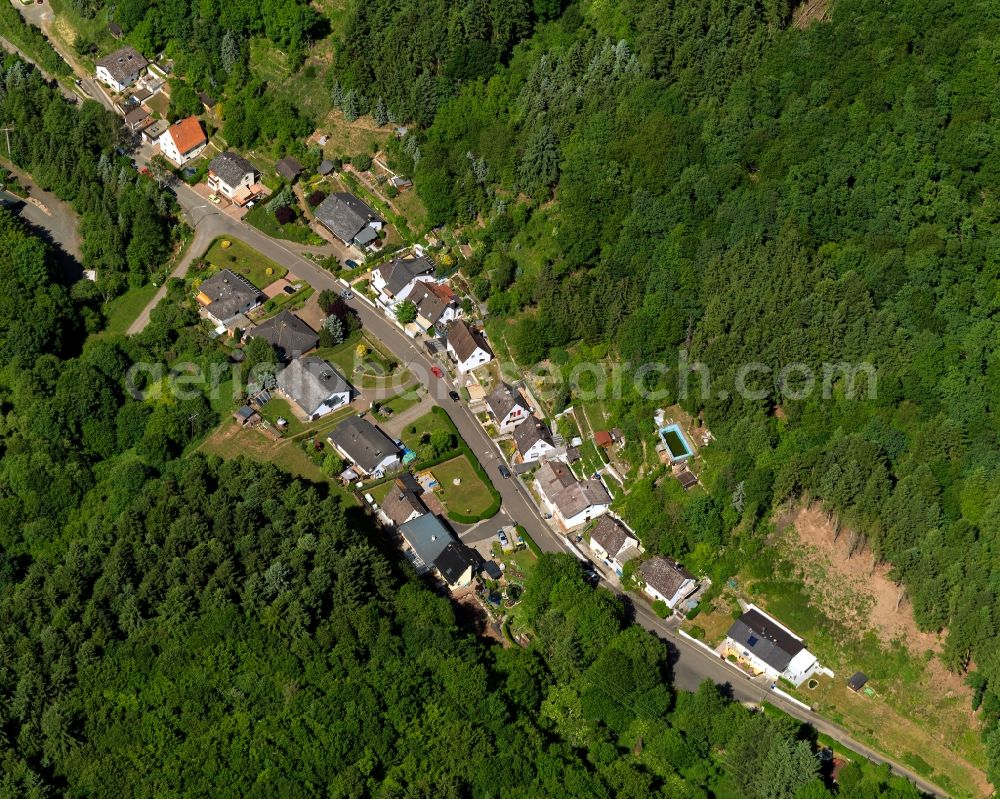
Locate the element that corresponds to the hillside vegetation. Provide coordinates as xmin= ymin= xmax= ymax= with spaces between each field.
xmin=327 ymin=0 xmax=1000 ymax=782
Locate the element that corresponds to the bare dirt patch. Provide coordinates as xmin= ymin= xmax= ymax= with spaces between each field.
xmin=775 ymin=504 xmax=942 ymax=654
xmin=792 ymin=0 xmax=831 ymax=29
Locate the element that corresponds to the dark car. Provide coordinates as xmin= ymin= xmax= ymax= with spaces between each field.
xmin=498 ymin=464 xmax=511 ymax=479
xmin=283 ymin=284 xmax=298 ymax=295
xmin=345 ymin=259 xmax=359 ymax=269
xmin=341 ymin=289 xmax=354 ymax=300
xmin=448 ymin=390 xmax=460 ymax=401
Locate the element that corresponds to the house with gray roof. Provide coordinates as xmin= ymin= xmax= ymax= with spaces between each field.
xmin=370 ymin=256 xmax=435 ymax=308
xmin=484 ymin=382 xmax=530 ymax=432
xmin=276 ymin=357 xmax=353 ymax=421
xmin=95 ymin=46 xmax=148 ymax=92
xmin=534 ymin=460 xmax=611 ymax=530
xmin=398 ymin=514 xmax=454 ymax=573
xmin=207 ymin=152 xmax=259 ymax=203
xmin=410 ymin=281 xmax=459 ymax=331
xmin=513 ymin=421 xmax=556 ymax=463
xmin=723 ymin=605 xmax=821 ymax=686
xmin=314 ymin=192 xmax=384 ymax=249
xmin=196 ymin=269 xmax=264 ymax=328
xmin=328 ymin=416 xmax=400 ymax=478
xmin=639 ymin=556 xmax=695 ymax=610
xmin=588 ymin=516 xmax=640 ymax=575
xmin=246 ymin=310 xmax=318 ymax=361
xmin=378 ymin=478 xmax=426 ymax=527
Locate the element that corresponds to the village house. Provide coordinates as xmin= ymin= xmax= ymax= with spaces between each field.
xmin=158 ymin=117 xmax=207 ymax=166
xmin=397 ymin=513 xmax=453 ymax=574
xmin=410 ymin=281 xmax=459 ymax=332
xmin=196 ymin=269 xmax=264 ymax=330
xmin=123 ymin=106 xmax=150 ymax=133
xmin=314 ymin=192 xmax=384 ymax=249
xmin=95 ymin=46 xmax=148 ymax=92
xmin=433 ymin=541 xmax=481 ymax=590
xmin=207 ymin=152 xmax=261 ymax=205
xmin=639 ymin=556 xmax=696 ymax=610
xmin=447 ymin=321 xmax=494 ymax=373
xmin=534 ymin=460 xmax=611 ymax=530
xmin=275 ymin=357 xmax=353 ymax=421
xmin=588 ymin=516 xmax=640 ymax=576
xmin=378 ymin=478 xmax=426 ymax=527
xmin=245 ymin=310 xmax=318 ymax=362
xmin=370 ymin=256 xmax=435 ymax=309
xmin=328 ymin=416 xmax=400 ymax=479
xmin=723 ymin=605 xmax=822 ymax=687
xmin=485 ymin=382 xmax=531 ymax=433
xmin=513 ymin=421 xmax=556 ymax=463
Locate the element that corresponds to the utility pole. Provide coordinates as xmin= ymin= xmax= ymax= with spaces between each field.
xmin=0 ymin=124 xmax=13 ymax=158
xmin=188 ymin=413 xmax=199 ymax=439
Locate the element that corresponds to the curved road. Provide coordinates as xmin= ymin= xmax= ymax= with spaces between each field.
xmin=129 ymin=158 xmax=948 ymax=799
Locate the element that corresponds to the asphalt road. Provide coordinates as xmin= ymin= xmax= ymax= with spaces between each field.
xmin=129 ymin=151 xmax=948 ymax=799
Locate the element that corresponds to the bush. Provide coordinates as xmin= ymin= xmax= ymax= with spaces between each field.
xmin=275 ymin=206 xmax=296 ymax=225
xmin=652 ymin=600 xmax=670 ymax=618
xmin=685 ymin=604 xmax=701 ymax=620
xmin=352 ymin=153 xmax=373 ymax=172
xmin=306 ymin=190 xmax=327 ymax=208
xmin=687 ymin=625 xmax=706 ymax=639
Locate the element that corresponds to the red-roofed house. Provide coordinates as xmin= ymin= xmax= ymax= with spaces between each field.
xmin=159 ymin=117 xmax=208 ymax=166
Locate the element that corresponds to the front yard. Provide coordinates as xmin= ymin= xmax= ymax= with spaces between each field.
xmin=245 ymin=202 xmax=325 ymax=245
xmin=202 ymin=237 xmax=287 ymax=290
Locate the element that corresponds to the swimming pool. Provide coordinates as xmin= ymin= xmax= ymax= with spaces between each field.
xmin=659 ymin=423 xmax=693 ymax=461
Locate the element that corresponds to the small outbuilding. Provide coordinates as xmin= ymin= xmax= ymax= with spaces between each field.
xmin=275 ymin=156 xmax=302 ymax=182
xmin=847 ymin=672 xmax=869 ymax=692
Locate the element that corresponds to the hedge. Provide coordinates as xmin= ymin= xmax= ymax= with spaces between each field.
xmin=516 ymin=524 xmax=542 ymax=558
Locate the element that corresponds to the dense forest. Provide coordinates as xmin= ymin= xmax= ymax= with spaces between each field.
xmin=332 ymin=0 xmax=1000 ymax=782
xmin=0 ymin=205 xmax=924 ymax=796
xmin=0 ymin=56 xmax=175 ymax=307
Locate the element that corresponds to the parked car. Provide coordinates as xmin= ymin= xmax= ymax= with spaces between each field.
xmin=430 ymin=366 xmax=443 ymax=378
xmin=448 ymin=390 xmax=460 ymax=401
xmin=246 ymin=200 xmax=255 ymax=208
xmin=497 ymin=529 xmax=509 ymax=547
xmin=498 ymin=464 xmax=511 ymax=479
xmin=584 ymin=569 xmax=600 ymax=587
xmin=345 ymin=259 xmax=359 ymax=269
xmin=208 ymin=194 xmax=220 ymax=204
xmin=283 ymin=284 xmax=297 ymax=295
xmin=341 ymin=289 xmax=354 ymax=300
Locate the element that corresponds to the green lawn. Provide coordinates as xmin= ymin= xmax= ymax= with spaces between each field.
xmin=379 ymin=388 xmax=422 ymax=416
xmin=202 ymin=237 xmax=287 ymax=290
xmin=430 ymin=455 xmax=494 ymax=517
xmin=400 ymin=409 xmax=455 ymax=451
xmin=93 ymin=282 xmax=159 ymax=339
xmin=256 ymin=284 xmax=314 ymax=318
xmin=245 ymin=203 xmax=324 ymax=245
xmin=258 ymin=397 xmax=304 ymax=436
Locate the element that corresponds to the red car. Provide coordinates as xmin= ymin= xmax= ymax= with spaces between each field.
xmin=430 ymin=366 xmax=443 ymax=378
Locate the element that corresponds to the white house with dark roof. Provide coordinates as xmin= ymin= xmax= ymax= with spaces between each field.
xmin=484 ymin=382 xmax=530 ymax=433
xmin=588 ymin=516 xmax=640 ymax=575
xmin=207 ymin=152 xmax=260 ymax=204
xmin=95 ymin=46 xmax=148 ymax=92
xmin=370 ymin=256 xmax=435 ymax=309
xmin=513 ymin=421 xmax=556 ymax=463
xmin=723 ymin=605 xmax=822 ymax=686
xmin=534 ymin=460 xmax=611 ymax=530
xmin=328 ymin=416 xmax=400 ymax=478
xmin=639 ymin=556 xmax=696 ymax=610
xmin=378 ymin=478 xmax=426 ymax=527
xmin=276 ymin=357 xmax=353 ymax=421
xmin=446 ymin=321 xmax=493 ymax=373
xmin=314 ymin=192 xmax=384 ymax=249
